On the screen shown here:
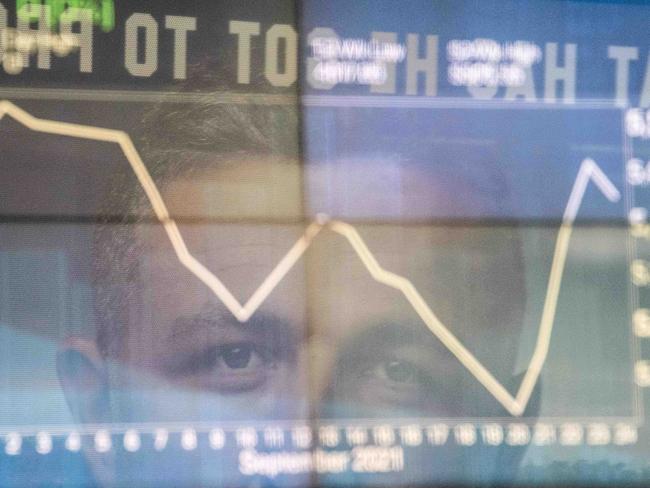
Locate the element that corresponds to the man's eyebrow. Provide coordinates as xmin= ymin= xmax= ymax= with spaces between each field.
xmin=167 ymin=309 xmax=301 ymax=353
xmin=346 ymin=321 xmax=435 ymax=348
xmin=333 ymin=321 xmax=448 ymax=365
xmin=168 ymin=308 xmax=241 ymax=341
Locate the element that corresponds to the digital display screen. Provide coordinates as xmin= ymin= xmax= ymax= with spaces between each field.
xmin=1 ymin=1 xmax=650 ymax=486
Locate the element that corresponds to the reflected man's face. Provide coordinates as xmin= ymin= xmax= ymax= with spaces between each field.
xmin=101 ymin=157 xmax=525 ymax=422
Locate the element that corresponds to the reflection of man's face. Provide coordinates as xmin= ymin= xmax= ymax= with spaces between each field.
xmin=100 ymin=156 xmax=526 ymax=423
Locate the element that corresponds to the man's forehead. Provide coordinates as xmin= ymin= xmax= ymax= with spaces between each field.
xmin=126 ymin=153 xmax=525 ymax=369
xmin=160 ymin=155 xmax=303 ymax=221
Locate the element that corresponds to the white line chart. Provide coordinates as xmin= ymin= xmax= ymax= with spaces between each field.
xmin=0 ymin=100 xmax=621 ymax=417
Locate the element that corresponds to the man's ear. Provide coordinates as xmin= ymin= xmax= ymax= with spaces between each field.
xmin=57 ymin=337 xmax=111 ymax=424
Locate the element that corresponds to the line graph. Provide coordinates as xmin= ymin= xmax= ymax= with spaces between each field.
xmin=0 ymin=101 xmax=621 ymax=416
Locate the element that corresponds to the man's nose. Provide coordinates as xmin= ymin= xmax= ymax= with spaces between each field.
xmin=305 ymin=336 xmax=338 ymax=413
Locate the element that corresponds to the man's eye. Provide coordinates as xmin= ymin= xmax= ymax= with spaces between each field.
xmin=166 ymin=342 xmax=277 ymax=394
xmin=170 ymin=342 xmax=273 ymax=377
xmin=382 ymin=360 xmax=418 ymax=383
xmin=218 ymin=344 xmax=264 ymax=370
xmin=368 ymin=359 xmax=420 ymax=385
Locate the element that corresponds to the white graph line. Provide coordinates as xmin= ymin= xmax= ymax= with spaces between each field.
xmin=0 ymin=100 xmax=322 ymax=323
xmin=0 ymin=101 xmax=621 ymax=416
